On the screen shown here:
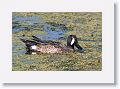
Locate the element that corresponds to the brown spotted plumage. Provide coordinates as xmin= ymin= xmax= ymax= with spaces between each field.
xmin=20 ymin=35 xmax=84 ymax=54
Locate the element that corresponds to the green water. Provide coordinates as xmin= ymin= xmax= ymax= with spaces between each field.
xmin=12 ymin=12 xmax=102 ymax=71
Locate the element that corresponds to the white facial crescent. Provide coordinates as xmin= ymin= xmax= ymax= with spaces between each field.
xmin=71 ymin=37 xmax=75 ymax=45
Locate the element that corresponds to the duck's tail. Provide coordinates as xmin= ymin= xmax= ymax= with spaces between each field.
xmin=20 ymin=38 xmax=38 ymax=48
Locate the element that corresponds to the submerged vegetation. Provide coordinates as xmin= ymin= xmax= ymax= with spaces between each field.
xmin=12 ymin=12 xmax=102 ymax=71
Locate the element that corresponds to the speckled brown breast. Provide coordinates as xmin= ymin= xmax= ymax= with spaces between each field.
xmin=36 ymin=44 xmax=73 ymax=53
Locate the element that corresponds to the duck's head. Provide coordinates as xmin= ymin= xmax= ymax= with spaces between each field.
xmin=67 ymin=35 xmax=84 ymax=53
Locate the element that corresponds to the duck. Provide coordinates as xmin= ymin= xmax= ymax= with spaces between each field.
xmin=20 ymin=35 xmax=84 ymax=54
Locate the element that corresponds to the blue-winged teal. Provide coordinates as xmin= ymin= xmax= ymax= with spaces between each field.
xmin=20 ymin=35 xmax=84 ymax=54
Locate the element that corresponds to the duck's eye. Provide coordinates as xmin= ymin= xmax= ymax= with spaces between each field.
xmin=70 ymin=37 xmax=75 ymax=45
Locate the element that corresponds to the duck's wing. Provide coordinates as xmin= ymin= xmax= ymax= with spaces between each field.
xmin=20 ymin=38 xmax=38 ymax=48
xmin=20 ymin=38 xmax=35 ymax=44
xmin=32 ymin=35 xmax=60 ymax=45
xmin=32 ymin=35 xmax=52 ymax=43
xmin=32 ymin=36 xmax=44 ymax=43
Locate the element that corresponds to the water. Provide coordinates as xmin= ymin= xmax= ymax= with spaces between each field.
xmin=12 ymin=16 xmax=68 ymax=40
xmin=12 ymin=16 xmax=44 ymax=32
xmin=12 ymin=13 xmax=102 ymax=71
xmin=12 ymin=16 xmax=68 ymax=56
xmin=12 ymin=43 xmax=26 ymax=55
xmin=21 ymin=59 xmax=34 ymax=64
xmin=35 ymin=23 xmax=67 ymax=41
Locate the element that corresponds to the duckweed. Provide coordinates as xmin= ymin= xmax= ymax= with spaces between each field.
xmin=12 ymin=12 xmax=102 ymax=71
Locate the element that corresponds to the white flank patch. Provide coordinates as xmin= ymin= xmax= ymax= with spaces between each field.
xmin=31 ymin=45 xmax=37 ymax=50
xmin=71 ymin=37 xmax=75 ymax=45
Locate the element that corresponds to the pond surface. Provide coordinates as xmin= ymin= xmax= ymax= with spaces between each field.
xmin=12 ymin=15 xmax=69 ymax=63
xmin=36 ymin=23 xmax=67 ymax=41
xmin=12 ymin=16 xmax=44 ymax=32
xmin=12 ymin=16 xmax=68 ymax=41
xmin=12 ymin=13 xmax=102 ymax=71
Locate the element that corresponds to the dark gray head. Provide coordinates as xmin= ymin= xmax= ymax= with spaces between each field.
xmin=67 ymin=35 xmax=84 ymax=53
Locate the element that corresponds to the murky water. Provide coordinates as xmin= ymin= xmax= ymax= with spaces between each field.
xmin=12 ymin=12 xmax=102 ymax=71
xmin=35 ymin=23 xmax=67 ymax=41
xmin=12 ymin=15 xmax=69 ymax=65
xmin=12 ymin=16 xmax=68 ymax=40
xmin=12 ymin=16 xmax=44 ymax=32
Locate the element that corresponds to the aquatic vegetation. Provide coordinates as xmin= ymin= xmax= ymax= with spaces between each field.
xmin=12 ymin=12 xmax=102 ymax=71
